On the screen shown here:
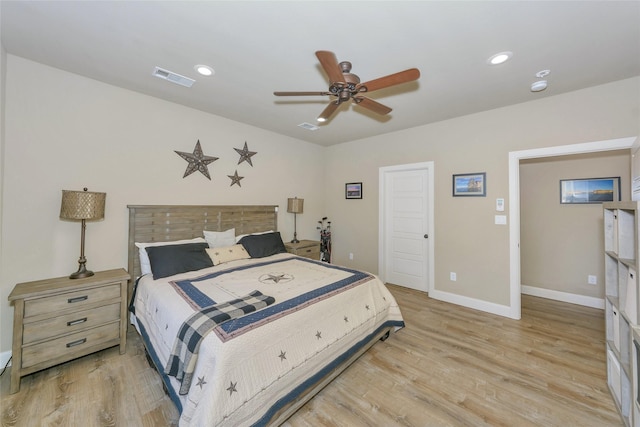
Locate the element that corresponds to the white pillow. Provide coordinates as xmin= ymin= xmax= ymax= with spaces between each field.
xmin=203 ymin=228 xmax=236 ymax=249
xmin=206 ymin=244 xmax=250 ymax=266
xmin=235 ymin=230 xmax=274 ymax=243
xmin=135 ymin=237 xmax=206 ymax=276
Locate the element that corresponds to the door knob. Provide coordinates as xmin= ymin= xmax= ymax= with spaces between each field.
xmin=424 ymin=234 xmax=428 ymax=239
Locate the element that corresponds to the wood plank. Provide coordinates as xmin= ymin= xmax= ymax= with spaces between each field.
xmin=0 ymin=288 xmax=622 ymax=426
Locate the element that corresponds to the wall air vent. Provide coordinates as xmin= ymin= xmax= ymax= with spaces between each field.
xmin=152 ymin=67 xmax=195 ymax=88
xmin=298 ymin=122 xmax=319 ymax=131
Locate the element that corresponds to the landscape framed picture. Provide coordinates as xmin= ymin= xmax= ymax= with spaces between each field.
xmin=560 ymin=177 xmax=620 ymax=204
xmin=345 ymin=182 xmax=362 ymax=199
xmin=453 ymin=172 xmax=486 ymax=197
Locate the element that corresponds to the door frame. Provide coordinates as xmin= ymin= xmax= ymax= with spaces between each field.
xmin=508 ymin=136 xmax=638 ymax=320
xmin=378 ymin=161 xmax=435 ymax=293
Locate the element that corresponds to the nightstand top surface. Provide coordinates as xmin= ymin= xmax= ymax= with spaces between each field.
xmin=9 ymin=268 xmax=130 ymax=301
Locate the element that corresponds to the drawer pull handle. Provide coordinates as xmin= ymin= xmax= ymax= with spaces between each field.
xmin=67 ymin=296 xmax=88 ymax=304
xmin=305 ymin=249 xmax=312 ymax=253
xmin=66 ymin=338 xmax=87 ymax=348
xmin=67 ymin=318 xmax=87 ymax=327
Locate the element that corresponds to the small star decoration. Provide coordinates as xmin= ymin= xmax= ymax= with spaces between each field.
xmin=234 ymin=141 xmax=257 ymax=166
xmin=175 ymin=140 xmax=219 ymax=180
xmin=265 ymin=274 xmax=286 ymax=283
xmin=278 ymin=350 xmax=287 ymax=361
xmin=227 ymin=381 xmax=237 ymax=395
xmin=196 ymin=376 xmax=207 ymax=389
xmin=228 ymin=170 xmax=244 ymax=187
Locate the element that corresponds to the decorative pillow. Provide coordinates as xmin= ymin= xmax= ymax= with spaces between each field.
xmin=235 ymin=230 xmax=274 ymax=243
xmin=145 ymin=242 xmax=213 ymax=280
xmin=206 ymin=244 xmax=250 ymax=266
xmin=135 ymin=237 xmax=206 ymax=276
xmin=238 ymin=232 xmax=287 ymax=258
xmin=203 ymin=228 xmax=236 ymax=249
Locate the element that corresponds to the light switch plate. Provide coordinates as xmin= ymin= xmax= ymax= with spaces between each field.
xmin=495 ymin=215 xmax=507 ymax=225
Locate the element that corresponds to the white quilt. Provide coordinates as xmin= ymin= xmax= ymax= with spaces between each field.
xmin=132 ymin=253 xmax=404 ymax=426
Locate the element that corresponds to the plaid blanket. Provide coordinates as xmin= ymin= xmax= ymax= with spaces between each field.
xmin=165 ymin=290 xmax=275 ymax=394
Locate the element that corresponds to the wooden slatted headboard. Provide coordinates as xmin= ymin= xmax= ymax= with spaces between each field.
xmin=127 ymin=204 xmax=279 ymax=284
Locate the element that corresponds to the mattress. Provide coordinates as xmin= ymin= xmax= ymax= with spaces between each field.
xmin=131 ymin=252 xmax=404 ymax=426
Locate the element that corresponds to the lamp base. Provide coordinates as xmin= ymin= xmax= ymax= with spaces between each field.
xmin=291 ymin=239 xmax=300 ymax=244
xmin=69 ymin=264 xmax=94 ymax=279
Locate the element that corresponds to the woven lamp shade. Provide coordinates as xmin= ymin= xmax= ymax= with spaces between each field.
xmin=287 ymin=198 xmax=304 ymax=214
xmin=60 ymin=190 xmax=106 ymax=220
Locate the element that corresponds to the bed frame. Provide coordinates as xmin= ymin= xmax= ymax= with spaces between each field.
xmin=126 ymin=204 xmax=392 ymax=425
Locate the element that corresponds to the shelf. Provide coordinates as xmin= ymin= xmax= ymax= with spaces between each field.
xmin=604 ymin=202 xmax=640 ymax=427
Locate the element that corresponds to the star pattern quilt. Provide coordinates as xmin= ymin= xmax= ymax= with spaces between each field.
xmin=132 ymin=253 xmax=404 ymax=426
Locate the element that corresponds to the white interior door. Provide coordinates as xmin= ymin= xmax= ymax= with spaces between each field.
xmin=379 ymin=163 xmax=433 ymax=292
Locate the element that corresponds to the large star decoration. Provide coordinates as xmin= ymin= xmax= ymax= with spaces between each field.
xmin=227 ymin=170 xmax=244 ymax=187
xmin=175 ymin=140 xmax=219 ymax=180
xmin=234 ymin=141 xmax=257 ymax=166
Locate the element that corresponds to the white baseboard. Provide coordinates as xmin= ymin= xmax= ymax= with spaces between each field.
xmin=429 ymin=289 xmax=516 ymax=319
xmin=521 ymin=285 xmax=604 ymax=309
xmin=0 ymin=351 xmax=11 ymax=370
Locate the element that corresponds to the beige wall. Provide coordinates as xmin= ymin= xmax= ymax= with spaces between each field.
xmin=1 ymin=53 xmax=638 ymax=357
xmin=520 ymin=151 xmax=630 ymax=299
xmin=0 ymin=55 xmax=326 ymax=355
xmin=324 ymin=77 xmax=639 ymax=308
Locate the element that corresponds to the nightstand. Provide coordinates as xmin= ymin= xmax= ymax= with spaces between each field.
xmin=285 ymin=240 xmax=321 ymax=260
xmin=7 ymin=268 xmax=130 ymax=393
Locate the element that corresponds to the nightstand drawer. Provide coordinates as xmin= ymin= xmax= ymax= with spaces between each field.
xmin=24 ymin=283 xmax=121 ymax=318
xmin=297 ymin=246 xmax=320 ymax=259
xmin=23 ymin=302 xmax=121 ymax=344
xmin=285 ymin=240 xmax=321 ymax=260
xmin=21 ymin=322 xmax=120 ymax=369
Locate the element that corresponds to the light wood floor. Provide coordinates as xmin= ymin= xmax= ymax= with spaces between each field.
xmin=1 ymin=285 xmax=622 ymax=426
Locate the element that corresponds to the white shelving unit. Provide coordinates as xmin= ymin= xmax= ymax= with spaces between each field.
xmin=604 ymin=201 xmax=640 ymax=427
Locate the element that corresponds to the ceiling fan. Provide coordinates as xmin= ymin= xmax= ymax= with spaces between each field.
xmin=274 ymin=51 xmax=420 ymax=123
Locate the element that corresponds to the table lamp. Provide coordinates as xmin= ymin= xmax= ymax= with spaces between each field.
xmin=60 ymin=188 xmax=106 ymax=279
xmin=287 ymin=197 xmax=304 ymax=243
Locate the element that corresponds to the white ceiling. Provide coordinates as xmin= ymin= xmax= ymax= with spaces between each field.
xmin=2 ymin=1 xmax=639 ymax=147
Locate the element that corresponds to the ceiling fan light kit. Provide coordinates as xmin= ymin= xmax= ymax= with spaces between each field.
xmin=274 ymin=50 xmax=420 ymax=124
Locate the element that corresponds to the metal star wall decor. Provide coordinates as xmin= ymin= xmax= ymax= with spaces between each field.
xmin=234 ymin=141 xmax=257 ymax=166
xmin=227 ymin=170 xmax=244 ymax=187
xmin=175 ymin=140 xmax=219 ymax=180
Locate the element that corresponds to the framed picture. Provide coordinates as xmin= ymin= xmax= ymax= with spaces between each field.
xmin=453 ymin=172 xmax=486 ymax=197
xmin=345 ymin=182 xmax=362 ymax=199
xmin=560 ymin=177 xmax=620 ymax=204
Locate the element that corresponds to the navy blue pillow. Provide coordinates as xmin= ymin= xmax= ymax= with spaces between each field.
xmin=145 ymin=242 xmax=213 ymax=280
xmin=238 ymin=232 xmax=287 ymax=258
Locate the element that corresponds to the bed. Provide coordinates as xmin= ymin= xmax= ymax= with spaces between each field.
xmin=127 ymin=205 xmax=404 ymax=426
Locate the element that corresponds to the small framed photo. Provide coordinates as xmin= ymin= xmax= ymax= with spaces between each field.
xmin=453 ymin=172 xmax=486 ymax=197
xmin=560 ymin=177 xmax=620 ymax=204
xmin=345 ymin=182 xmax=363 ymax=199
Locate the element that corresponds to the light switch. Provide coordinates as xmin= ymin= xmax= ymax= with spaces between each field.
xmin=495 ymin=215 xmax=507 ymax=225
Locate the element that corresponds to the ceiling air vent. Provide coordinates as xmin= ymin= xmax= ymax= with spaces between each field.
xmin=298 ymin=122 xmax=319 ymax=131
xmin=152 ymin=67 xmax=195 ymax=88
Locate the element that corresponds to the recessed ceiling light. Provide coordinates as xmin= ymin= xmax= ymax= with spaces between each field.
xmin=195 ymin=65 xmax=214 ymax=76
xmin=487 ymin=51 xmax=513 ymax=65
xmin=316 ymin=117 xmax=326 ymax=123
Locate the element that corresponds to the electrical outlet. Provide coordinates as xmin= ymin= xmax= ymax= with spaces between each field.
xmin=349 ymin=252 xmax=354 ymax=260
xmin=450 ymin=272 xmax=457 ymax=281
xmin=588 ymin=275 xmax=597 ymax=285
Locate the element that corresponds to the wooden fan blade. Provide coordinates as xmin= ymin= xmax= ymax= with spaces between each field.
xmin=274 ymin=91 xmax=331 ymax=96
xmin=318 ymin=101 xmax=341 ymax=122
xmin=357 ymin=68 xmax=420 ymax=93
xmin=353 ymin=96 xmax=392 ymax=115
xmin=315 ymin=51 xmax=345 ymax=84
